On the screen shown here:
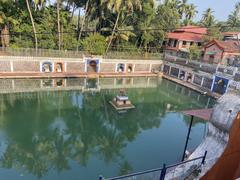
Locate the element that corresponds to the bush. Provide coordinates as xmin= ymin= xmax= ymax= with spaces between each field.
xmin=81 ymin=33 xmax=107 ymax=55
xmin=188 ymin=44 xmax=201 ymax=60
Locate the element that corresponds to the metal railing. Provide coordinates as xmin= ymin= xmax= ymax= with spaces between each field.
xmin=99 ymin=151 xmax=207 ymax=180
xmin=0 ymin=47 xmax=163 ymax=60
xmin=105 ymin=51 xmax=163 ymax=60
xmin=0 ymin=47 xmax=85 ymax=58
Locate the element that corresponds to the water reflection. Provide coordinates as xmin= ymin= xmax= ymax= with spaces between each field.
xmin=0 ymin=77 xmax=157 ymax=94
xmin=0 ymin=78 xmax=215 ymax=179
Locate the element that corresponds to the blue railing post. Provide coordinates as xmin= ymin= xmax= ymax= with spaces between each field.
xmin=99 ymin=175 xmax=103 ymax=180
xmin=159 ymin=163 xmax=166 ymax=180
xmin=201 ymin=151 xmax=207 ymax=165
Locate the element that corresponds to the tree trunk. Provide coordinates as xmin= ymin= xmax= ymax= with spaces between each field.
xmin=76 ymin=0 xmax=90 ymax=51
xmin=105 ymin=12 xmax=120 ymax=54
xmin=26 ymin=0 xmax=38 ymax=50
xmin=0 ymin=30 xmax=3 ymax=48
xmin=57 ymin=0 xmax=61 ymax=50
xmin=1 ymin=25 xmax=10 ymax=47
xmin=0 ymin=25 xmax=9 ymax=48
xmin=66 ymin=0 xmax=70 ymax=10
xmin=61 ymin=24 xmax=64 ymax=49
xmin=77 ymin=8 xmax=81 ymax=31
xmin=70 ymin=3 xmax=76 ymax=22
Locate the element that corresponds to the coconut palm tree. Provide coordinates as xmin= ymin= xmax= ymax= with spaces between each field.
xmin=26 ymin=0 xmax=38 ymax=50
xmin=101 ymin=0 xmax=142 ymax=54
xmin=201 ymin=8 xmax=215 ymax=28
xmin=178 ymin=0 xmax=188 ymax=19
xmin=227 ymin=2 xmax=240 ymax=27
xmin=0 ymin=12 xmax=10 ymax=48
xmin=88 ymin=0 xmax=108 ymax=33
xmin=164 ymin=0 xmax=180 ymax=9
xmin=33 ymin=0 xmax=46 ymax=10
xmin=57 ymin=0 xmax=61 ymax=50
xmin=76 ymin=0 xmax=90 ymax=51
xmin=0 ymin=0 xmax=15 ymax=48
xmin=184 ymin=4 xmax=197 ymax=25
xmin=25 ymin=0 xmax=47 ymax=50
xmin=102 ymin=14 xmax=136 ymax=48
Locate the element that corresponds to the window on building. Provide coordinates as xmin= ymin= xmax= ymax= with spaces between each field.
xmin=183 ymin=41 xmax=187 ymax=45
xmin=168 ymin=39 xmax=172 ymax=46
xmin=198 ymin=42 xmax=202 ymax=46
xmin=209 ymin=55 xmax=215 ymax=63
xmin=173 ymin=40 xmax=178 ymax=47
xmin=190 ymin=42 xmax=194 ymax=46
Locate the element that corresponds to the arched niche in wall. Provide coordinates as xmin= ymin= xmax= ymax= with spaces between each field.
xmin=186 ymin=72 xmax=193 ymax=82
xmin=127 ymin=64 xmax=133 ymax=73
xmin=179 ymin=70 xmax=186 ymax=80
xmin=117 ymin=63 xmax=125 ymax=73
xmin=41 ymin=61 xmax=53 ymax=73
xmin=212 ymin=76 xmax=230 ymax=94
xmin=55 ymin=62 xmax=64 ymax=73
xmin=86 ymin=60 xmax=99 ymax=73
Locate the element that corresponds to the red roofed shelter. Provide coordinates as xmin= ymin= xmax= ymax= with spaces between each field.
xmin=203 ymin=40 xmax=240 ymax=65
xmin=164 ymin=26 xmax=207 ymax=53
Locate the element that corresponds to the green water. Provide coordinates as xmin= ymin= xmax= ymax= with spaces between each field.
xmin=0 ymin=78 xmax=215 ymax=180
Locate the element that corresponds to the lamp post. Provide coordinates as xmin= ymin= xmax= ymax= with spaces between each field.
xmin=181 ymin=115 xmax=194 ymax=161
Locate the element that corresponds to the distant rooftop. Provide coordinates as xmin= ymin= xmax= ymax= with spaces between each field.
xmin=204 ymin=40 xmax=240 ymax=53
xmin=222 ymin=32 xmax=240 ymax=36
xmin=167 ymin=26 xmax=207 ymax=42
xmin=168 ymin=32 xmax=204 ymax=42
xmin=176 ymin=26 xmax=207 ymax=35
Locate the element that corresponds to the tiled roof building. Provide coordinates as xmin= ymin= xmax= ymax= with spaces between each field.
xmin=203 ymin=40 xmax=240 ymax=64
xmin=164 ymin=26 xmax=207 ymax=53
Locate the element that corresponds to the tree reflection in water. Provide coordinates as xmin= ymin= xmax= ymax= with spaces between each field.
xmin=0 ymin=79 xmax=215 ymax=179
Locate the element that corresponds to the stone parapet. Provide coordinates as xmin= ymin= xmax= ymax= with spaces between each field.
xmin=0 ymin=56 xmax=162 ymax=75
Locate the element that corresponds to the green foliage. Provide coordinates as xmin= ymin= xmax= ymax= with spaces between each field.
xmin=155 ymin=4 xmax=180 ymax=32
xmin=81 ymin=33 xmax=107 ymax=55
xmin=188 ymin=44 xmax=201 ymax=60
xmin=0 ymin=0 xmax=239 ymax=52
xmin=115 ymin=41 xmax=138 ymax=52
xmin=200 ymin=8 xmax=216 ymax=28
xmin=135 ymin=1 xmax=156 ymax=51
xmin=202 ymin=27 xmax=223 ymax=42
xmin=227 ymin=2 xmax=240 ymax=27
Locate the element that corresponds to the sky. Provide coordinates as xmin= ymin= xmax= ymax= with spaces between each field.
xmin=188 ymin=0 xmax=239 ymax=21
xmin=50 ymin=0 xmax=239 ymax=22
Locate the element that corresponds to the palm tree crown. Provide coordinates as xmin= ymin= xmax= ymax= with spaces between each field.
xmin=101 ymin=0 xmax=142 ymax=53
xmin=227 ymin=2 xmax=240 ymax=27
xmin=201 ymin=8 xmax=215 ymax=27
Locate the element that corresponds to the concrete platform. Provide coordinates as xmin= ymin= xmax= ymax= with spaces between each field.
xmin=109 ymin=101 xmax=135 ymax=111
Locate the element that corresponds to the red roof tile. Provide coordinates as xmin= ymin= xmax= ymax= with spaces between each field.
xmin=167 ymin=32 xmax=204 ymax=42
xmin=204 ymin=40 xmax=240 ymax=53
xmin=176 ymin=26 xmax=207 ymax=34
xmin=167 ymin=26 xmax=207 ymax=42
xmin=222 ymin=32 xmax=240 ymax=36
